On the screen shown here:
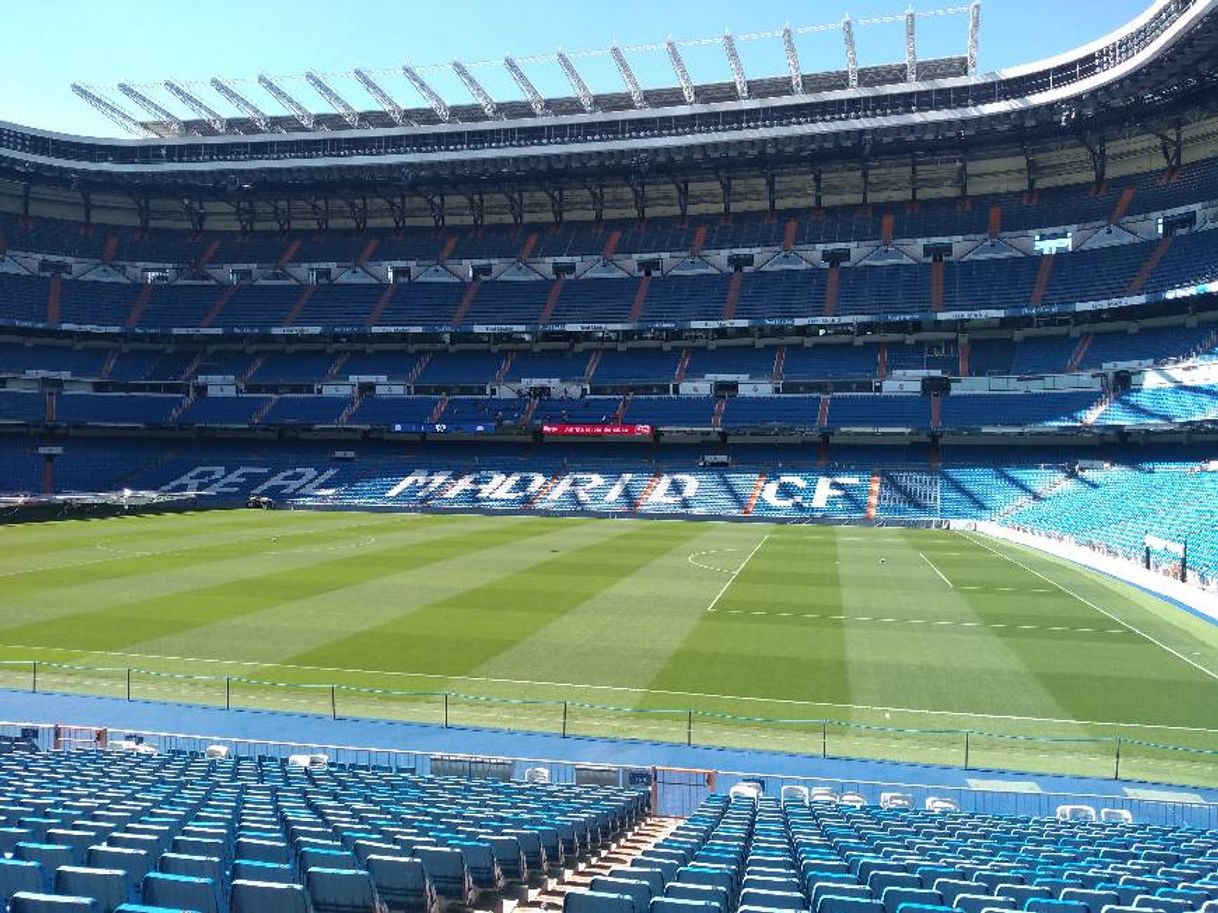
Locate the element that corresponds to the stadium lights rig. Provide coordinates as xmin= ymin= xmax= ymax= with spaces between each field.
xmin=72 ymin=4 xmax=981 ymax=138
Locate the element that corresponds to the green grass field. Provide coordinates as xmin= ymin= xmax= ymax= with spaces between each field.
xmin=2 ymin=510 xmax=1218 ymax=785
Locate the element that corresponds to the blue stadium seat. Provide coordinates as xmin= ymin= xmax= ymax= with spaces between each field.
xmin=141 ymin=871 xmax=221 ymax=913
xmin=10 ymin=894 xmax=101 ymax=913
xmin=364 ymin=856 xmax=436 ymax=913
xmin=230 ymin=879 xmax=312 ymax=913
xmin=53 ymin=866 xmax=132 ymax=913
xmin=0 ymin=859 xmax=48 ymax=908
xmin=305 ymin=866 xmax=384 ymax=913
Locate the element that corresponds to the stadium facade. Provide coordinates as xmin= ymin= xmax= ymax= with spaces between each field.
xmin=1 ymin=0 xmax=1218 ymax=587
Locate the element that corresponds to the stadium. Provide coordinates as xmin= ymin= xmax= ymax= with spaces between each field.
xmin=2 ymin=1 xmax=1218 ymax=911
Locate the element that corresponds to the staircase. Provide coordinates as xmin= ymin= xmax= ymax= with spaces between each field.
xmin=197 ymin=239 xmax=221 ymax=268
xmin=583 ymin=350 xmax=602 ymax=384
xmin=877 ymin=344 xmax=888 ymax=381
xmin=1126 ymin=235 xmax=1173 ymax=295
xmin=930 ymin=394 xmax=942 ymax=430
xmin=276 ymin=239 xmax=302 ymax=270
xmin=357 ymin=238 xmax=380 ymax=266
xmin=429 ymin=395 xmax=449 ymax=423
xmin=282 ymin=285 xmax=317 ymax=327
xmin=251 ymin=396 xmax=278 ymax=425
xmin=823 ymin=265 xmax=840 ymax=317
xmin=324 ymin=352 xmax=350 ymax=382
xmin=930 ymin=260 xmax=945 ymax=312
xmin=338 ymin=390 xmax=365 ymax=425
xmin=44 ymin=391 xmax=56 ymax=423
xmin=240 ymin=353 xmax=267 ymax=384
xmin=673 ymin=348 xmax=692 ymax=384
xmin=632 ymin=471 xmax=663 ymax=513
xmin=102 ymin=234 xmax=120 ymax=263
xmin=628 ymin=276 xmax=651 ymax=322
xmin=125 ymin=284 xmax=155 ymax=329
xmin=437 ymin=235 xmax=459 ymax=265
xmin=1110 ymin=187 xmax=1136 ymax=224
xmin=200 ymin=286 xmax=238 ymax=328
xmin=1066 ymin=334 xmax=1093 ymax=373
xmin=958 ymin=340 xmax=970 ymax=378
xmin=408 ymin=353 xmax=431 ymax=385
xmin=539 ymin=279 xmax=564 ymax=324
xmin=520 ymin=395 xmax=541 ymax=426
xmin=46 ymin=275 xmax=61 ymax=324
xmin=771 ymin=346 xmax=786 ymax=383
xmin=723 ymin=272 xmax=743 ymax=320
xmin=99 ymin=349 xmax=119 ymax=381
xmin=1029 ymin=254 xmax=1055 ymax=306
xmin=987 ymin=204 xmax=1002 ymax=238
xmin=178 ymin=353 xmax=204 ymax=382
xmin=494 ymin=351 xmax=515 ymax=384
xmin=613 ymin=392 xmax=632 ymax=423
xmin=601 ymin=229 xmax=621 ymax=260
xmin=1082 ymin=393 xmax=1113 ymax=426
xmin=451 ymin=281 xmax=480 ymax=326
xmin=817 ymin=396 xmax=830 ymax=429
xmin=782 ymin=219 xmax=798 ymax=251
xmin=711 ymin=397 xmax=727 ymax=428
xmin=518 ymin=232 xmax=539 ymax=261
xmin=689 ymin=225 xmax=708 ymax=258
xmin=365 ymin=283 xmax=399 ymax=327
xmin=168 ymin=391 xmax=196 ymax=423
xmin=994 ymin=472 xmax=1077 ymax=521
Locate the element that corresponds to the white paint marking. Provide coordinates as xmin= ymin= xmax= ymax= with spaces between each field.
xmin=686 ymin=548 xmax=740 ymax=575
xmin=962 ymin=530 xmax=1218 ymax=684
xmin=3 ymin=641 xmax=1213 ymax=735
xmin=705 ymin=534 xmax=769 ymax=614
xmin=919 ymin=552 xmax=954 ymax=589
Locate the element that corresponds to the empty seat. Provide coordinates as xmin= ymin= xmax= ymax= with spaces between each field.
xmin=957 ymin=895 xmax=1014 ymax=913
xmin=740 ymin=888 xmax=804 ymax=910
xmin=141 ymin=871 xmax=221 ymax=913
xmin=816 ymin=898 xmax=885 ymax=913
xmin=232 ymin=860 xmax=295 ymax=884
xmin=414 ymin=847 xmax=475 ymax=906
xmin=54 ymin=867 xmax=131 ymax=913
xmin=306 ymin=866 xmax=384 ymax=913
xmin=665 ymin=882 xmax=728 ymax=913
xmin=613 ymin=868 xmax=665 ymax=896
xmin=86 ymin=847 xmax=149 ymax=897
xmin=235 ymin=838 xmax=291 ymax=865
xmin=231 ymin=879 xmax=312 ymax=913
xmin=365 ymin=856 xmax=437 ymax=913
xmin=566 ymin=890 xmax=638 ymax=913
xmin=10 ymin=894 xmax=100 ymax=913
xmin=158 ymin=852 xmax=224 ymax=884
xmin=880 ymin=887 xmax=942 ymax=913
xmin=591 ymin=876 xmax=653 ymax=913
xmin=0 ymin=859 xmax=48 ymax=907
xmin=15 ymin=843 xmax=76 ymax=872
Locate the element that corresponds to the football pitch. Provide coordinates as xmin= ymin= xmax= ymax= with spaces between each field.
xmin=2 ymin=510 xmax=1217 ymax=786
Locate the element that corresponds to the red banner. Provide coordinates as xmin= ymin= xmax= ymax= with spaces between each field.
xmin=541 ymin=423 xmax=654 ymax=437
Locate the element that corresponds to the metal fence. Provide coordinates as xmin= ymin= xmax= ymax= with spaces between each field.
xmin=1 ymin=719 xmax=1215 ymax=829
xmin=3 ymin=659 xmax=1218 ymax=791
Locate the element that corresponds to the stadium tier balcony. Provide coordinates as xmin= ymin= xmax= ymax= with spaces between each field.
xmin=4 ymin=156 xmax=1218 ymax=268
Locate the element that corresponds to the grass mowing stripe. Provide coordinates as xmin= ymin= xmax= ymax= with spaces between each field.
xmin=963 ymin=530 xmax=1218 ymax=684
xmin=284 ymin=521 xmax=706 ymax=679
xmin=0 ymin=517 xmax=570 ymax=652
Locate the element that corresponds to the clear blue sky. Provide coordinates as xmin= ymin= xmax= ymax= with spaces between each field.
xmin=3 ymin=0 xmax=1152 ymax=138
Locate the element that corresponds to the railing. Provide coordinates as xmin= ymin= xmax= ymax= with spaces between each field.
xmin=2 ymin=719 xmax=1215 ymax=828
xmin=4 ymin=659 xmax=1218 ymax=792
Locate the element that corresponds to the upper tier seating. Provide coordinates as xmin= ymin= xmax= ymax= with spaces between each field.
xmin=0 ymin=747 xmax=646 ymax=913
xmin=3 ymin=156 xmax=1216 ymax=264
xmin=2 ymin=230 xmax=1216 ymax=332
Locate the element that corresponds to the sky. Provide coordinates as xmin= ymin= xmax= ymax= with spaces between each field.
xmin=2 ymin=0 xmax=1154 ymax=138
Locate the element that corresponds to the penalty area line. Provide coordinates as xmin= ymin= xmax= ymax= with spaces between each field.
xmin=919 ymin=551 xmax=954 ymax=590
xmin=706 ymin=534 xmax=770 ymax=614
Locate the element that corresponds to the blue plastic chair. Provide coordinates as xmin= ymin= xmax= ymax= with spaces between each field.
xmin=230 ymin=879 xmax=313 ymax=913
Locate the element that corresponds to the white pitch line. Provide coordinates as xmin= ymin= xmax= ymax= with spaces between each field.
xmin=718 ymin=610 xmax=1123 ymax=636
xmin=961 ymin=530 xmax=1218 ymax=684
xmin=919 ymin=551 xmax=954 ymax=590
xmin=705 ymin=534 xmax=769 ymax=614
xmin=3 ymin=640 xmax=1216 ymax=735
